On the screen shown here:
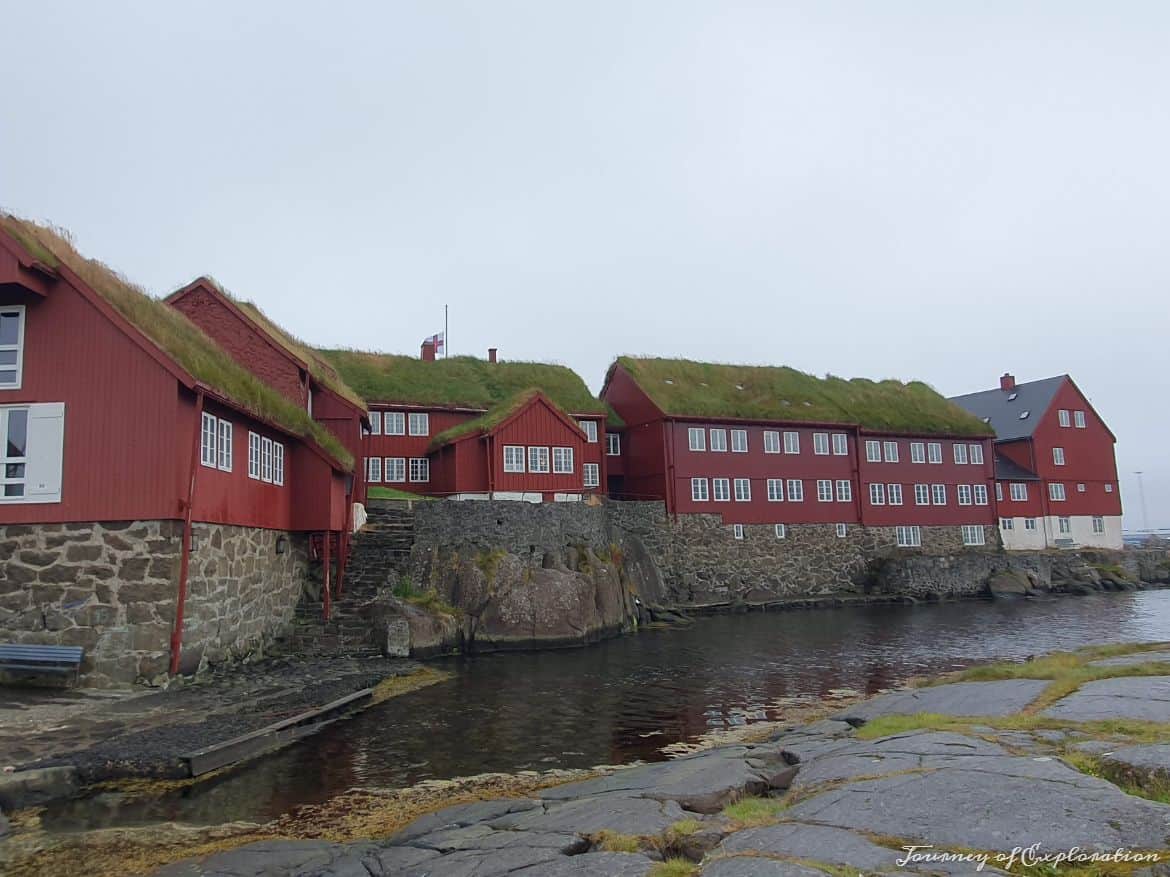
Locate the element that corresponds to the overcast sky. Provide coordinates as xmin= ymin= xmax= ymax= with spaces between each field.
xmin=3 ymin=2 xmax=1167 ymax=529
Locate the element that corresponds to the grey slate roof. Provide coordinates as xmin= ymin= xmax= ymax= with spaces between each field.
xmin=948 ymin=376 xmax=1067 ymax=442
xmin=994 ymin=454 xmax=1039 ymax=481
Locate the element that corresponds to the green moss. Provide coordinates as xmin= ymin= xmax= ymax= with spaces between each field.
xmin=594 ymin=830 xmax=642 ymax=853
xmin=648 ymin=860 xmax=699 ymax=877
xmin=608 ymin=356 xmax=993 ymax=436
xmin=368 ymin=486 xmax=431 ymax=501
xmin=0 ymin=214 xmax=354 ymax=469
xmin=475 ymin=548 xmax=506 ymax=585
xmin=404 ymin=589 xmax=460 ymax=617
xmin=720 ymin=795 xmax=787 ymax=827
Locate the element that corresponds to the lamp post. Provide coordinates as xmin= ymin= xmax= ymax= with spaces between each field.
xmin=1135 ymin=471 xmax=1150 ymax=533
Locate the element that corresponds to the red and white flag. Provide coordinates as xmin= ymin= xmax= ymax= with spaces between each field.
xmin=423 ymin=332 xmax=445 ymax=352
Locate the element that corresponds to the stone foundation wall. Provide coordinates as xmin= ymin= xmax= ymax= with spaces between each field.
xmin=0 ymin=520 xmax=308 ymax=687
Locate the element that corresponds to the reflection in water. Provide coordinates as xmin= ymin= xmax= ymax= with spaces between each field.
xmin=49 ymin=590 xmax=1170 ymax=830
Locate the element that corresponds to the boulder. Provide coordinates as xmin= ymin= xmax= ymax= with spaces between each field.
xmin=0 ymin=765 xmax=78 ymax=810
xmin=986 ymin=570 xmax=1032 ymax=598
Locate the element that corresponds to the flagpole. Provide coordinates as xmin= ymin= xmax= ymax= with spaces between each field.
xmin=444 ymin=304 xmax=449 ymax=358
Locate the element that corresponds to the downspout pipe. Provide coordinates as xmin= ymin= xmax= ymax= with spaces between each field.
xmin=170 ymin=389 xmax=205 ymax=676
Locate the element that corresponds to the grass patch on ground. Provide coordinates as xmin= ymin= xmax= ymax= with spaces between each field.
xmin=855 ymin=711 xmax=1170 ymax=747
xmin=648 ymin=859 xmax=699 ymax=877
xmin=368 ymin=486 xmax=430 ymax=501
xmin=404 ymin=589 xmax=460 ymax=617
xmin=720 ymin=795 xmax=787 ymax=827
xmin=593 ymin=830 xmax=642 ymax=853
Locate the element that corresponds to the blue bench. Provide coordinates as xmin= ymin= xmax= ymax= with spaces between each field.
xmin=0 ymin=644 xmax=84 ymax=686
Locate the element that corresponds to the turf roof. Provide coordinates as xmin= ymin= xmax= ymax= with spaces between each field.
xmin=428 ymin=388 xmax=576 ymax=450
xmin=611 ymin=357 xmax=994 ymax=436
xmin=317 ymin=350 xmax=609 ymax=417
xmin=0 ymin=214 xmax=355 ymax=469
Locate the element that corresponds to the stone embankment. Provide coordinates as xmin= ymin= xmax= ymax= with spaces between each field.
xmin=152 ymin=643 xmax=1170 ymax=876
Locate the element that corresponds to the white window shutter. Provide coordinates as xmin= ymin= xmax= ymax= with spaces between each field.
xmin=26 ymin=402 xmax=65 ymax=502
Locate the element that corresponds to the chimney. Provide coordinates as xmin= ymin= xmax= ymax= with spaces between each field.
xmin=421 ymin=340 xmax=436 ymax=362
xmin=1000 ymin=373 xmax=1016 ymax=392
xmin=488 ymin=347 xmax=498 ymax=364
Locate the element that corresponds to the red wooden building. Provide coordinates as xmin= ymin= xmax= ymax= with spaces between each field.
xmin=0 ymin=215 xmax=354 ymax=682
xmin=603 ymin=357 xmax=997 ymax=546
xmin=320 ymin=344 xmax=612 ymax=502
xmin=950 ymin=373 xmax=1122 ymax=549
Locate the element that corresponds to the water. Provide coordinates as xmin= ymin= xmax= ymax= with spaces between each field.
xmin=49 ymin=589 xmax=1170 ymax=831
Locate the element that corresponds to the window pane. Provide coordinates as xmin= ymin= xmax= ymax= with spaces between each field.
xmin=7 ymin=409 xmax=28 ymax=457
xmin=4 ymin=483 xmax=24 ymax=496
xmin=0 ymin=351 xmax=16 ymax=366
xmin=0 ymin=312 xmax=20 ymax=345
xmin=6 ymin=462 xmax=25 ymax=478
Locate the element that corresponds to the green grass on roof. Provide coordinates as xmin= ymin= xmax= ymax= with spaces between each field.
xmin=429 ymin=388 xmax=556 ymax=449
xmin=613 ymin=356 xmax=994 ymax=436
xmin=317 ymin=349 xmax=607 ymax=416
xmin=0 ymin=214 xmax=354 ymax=469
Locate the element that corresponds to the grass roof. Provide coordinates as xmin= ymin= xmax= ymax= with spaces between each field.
xmin=317 ymin=350 xmax=608 ymax=416
xmin=203 ymin=284 xmax=366 ymax=411
xmin=0 ymin=214 xmax=355 ymax=469
xmin=429 ymin=388 xmax=562 ymax=449
xmin=612 ymin=357 xmax=994 ymax=436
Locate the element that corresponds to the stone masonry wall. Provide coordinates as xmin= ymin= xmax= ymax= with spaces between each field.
xmin=0 ymin=520 xmax=308 ymax=688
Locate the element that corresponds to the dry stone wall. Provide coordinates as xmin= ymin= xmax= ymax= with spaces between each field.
xmin=0 ymin=520 xmax=308 ymax=687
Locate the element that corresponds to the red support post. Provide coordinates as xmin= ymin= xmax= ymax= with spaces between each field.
xmin=322 ymin=530 xmax=332 ymax=622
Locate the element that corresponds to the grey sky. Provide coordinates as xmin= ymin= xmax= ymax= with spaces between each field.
xmin=3 ymin=2 xmax=1167 ymax=528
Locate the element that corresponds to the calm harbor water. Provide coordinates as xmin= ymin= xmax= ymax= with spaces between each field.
xmin=50 ymin=589 xmax=1170 ymax=831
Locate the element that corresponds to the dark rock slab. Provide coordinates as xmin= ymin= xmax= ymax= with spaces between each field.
xmin=837 ymin=680 xmax=1048 ymax=723
xmin=1103 ymin=743 xmax=1170 ymax=777
xmin=784 ymin=753 xmax=1170 ymax=851
xmin=390 ymin=797 xmax=542 ymax=843
xmin=153 ymin=839 xmax=378 ymax=876
xmin=0 ymin=765 xmax=79 ymax=810
xmin=491 ymin=794 xmax=687 ymax=835
xmin=1042 ymin=676 xmax=1170 ymax=722
xmin=381 ymin=844 xmax=565 ymax=876
xmin=405 ymin=824 xmax=586 ymax=854
xmin=721 ymin=821 xmax=900 ymax=870
xmin=510 ymin=851 xmax=655 ymax=875
xmin=701 ymin=858 xmax=827 ymax=876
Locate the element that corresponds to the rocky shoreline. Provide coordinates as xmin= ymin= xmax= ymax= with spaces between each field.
xmin=34 ymin=642 xmax=1170 ymax=877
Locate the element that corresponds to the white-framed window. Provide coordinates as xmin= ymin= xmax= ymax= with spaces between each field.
xmin=910 ymin=442 xmax=926 ymax=464
xmin=835 ymin=523 xmax=848 ymax=538
xmin=767 ymin=478 xmax=784 ymax=501
xmin=409 ymin=457 xmax=430 ymax=482
xmin=385 ymin=457 xmax=406 ymax=482
xmin=973 ymin=484 xmax=988 ymax=505
xmin=1058 ymin=409 xmax=1071 ymax=427
xmin=248 ymin=432 xmax=261 ymax=479
xmin=832 ymin=433 xmax=849 ymax=456
xmin=606 ymin=433 xmax=621 ymax=456
xmin=961 ymin=525 xmax=985 ymax=546
xmin=503 ymin=445 xmax=526 ymax=473
xmin=970 ymin=444 xmax=984 ymax=465
xmin=869 ymin=483 xmax=885 ymax=505
xmin=914 ymin=484 xmax=930 ymax=506
xmin=528 ymin=446 xmax=550 ymax=473
xmin=408 ymin=412 xmax=429 ymax=436
xmin=1001 ymin=517 xmax=1014 ymax=530
xmin=731 ymin=429 xmax=748 ymax=453
xmin=996 ymin=483 xmax=1003 ymax=502
xmin=709 ymin=428 xmax=728 ymax=452
xmin=896 ymin=525 xmax=921 ymax=547
xmin=200 ymin=412 xmax=218 ymax=468
xmin=1024 ymin=517 xmax=1037 ymax=531
xmin=1058 ymin=516 xmax=1071 ymax=534
xmin=1010 ymin=482 xmax=1028 ymax=502
xmin=813 ymin=433 xmax=830 ymax=455
xmin=1092 ymin=515 xmax=1105 ymax=534
xmin=1077 ymin=482 xmax=1086 ymax=493
xmin=0 ymin=307 xmax=26 ymax=389
xmin=365 ymin=455 xmax=380 ymax=483
xmin=763 ymin=430 xmax=781 ymax=454
xmin=931 ymin=484 xmax=947 ymax=505
xmin=888 ymin=483 xmax=903 ymax=505
xmin=688 ymin=427 xmax=706 ymax=451
xmin=732 ymin=523 xmax=744 ymax=540
xmin=953 ymin=443 xmax=968 ymax=465
xmin=1053 ymin=447 xmax=1065 ymax=466
xmin=0 ymin=408 xmax=27 ymax=500
xmin=836 ymin=479 xmax=852 ymax=502
xmin=817 ymin=479 xmax=834 ymax=502
xmin=384 ymin=412 xmax=406 ymax=435
xmin=927 ymin=442 xmax=943 ymax=464
xmin=578 ymin=420 xmax=598 ymax=443
xmin=261 ymin=437 xmax=274 ymax=482
xmin=710 ymin=477 xmax=730 ymax=502
xmin=883 ymin=441 xmax=899 ymax=463
xmin=273 ymin=442 xmax=285 ymax=486
xmin=957 ymin=484 xmax=973 ymax=506
xmin=783 ymin=431 xmax=800 ymax=454
xmin=691 ymin=477 xmax=709 ymax=502
xmin=865 ymin=440 xmax=881 ymax=463
xmin=369 ymin=411 xmax=382 ymax=435
xmin=734 ymin=478 xmax=751 ymax=502
xmin=0 ymin=405 xmax=65 ymax=503
xmin=583 ymin=463 xmax=600 ymax=488
xmin=787 ymin=479 xmax=804 ymax=502
xmin=1074 ymin=410 xmax=1086 ymax=429
xmin=774 ymin=523 xmax=786 ymax=539
xmin=1105 ymin=483 xmax=1114 ymax=493
xmin=1049 ymin=482 xmax=1066 ymax=501
xmin=552 ymin=447 xmax=574 ymax=474
xmin=217 ymin=419 xmax=233 ymax=472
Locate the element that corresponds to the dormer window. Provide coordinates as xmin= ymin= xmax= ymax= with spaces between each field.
xmin=1007 ymin=392 xmax=1018 ymax=401
xmin=0 ymin=307 xmax=26 ymax=389
xmin=1018 ymin=410 xmax=1030 ymax=420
